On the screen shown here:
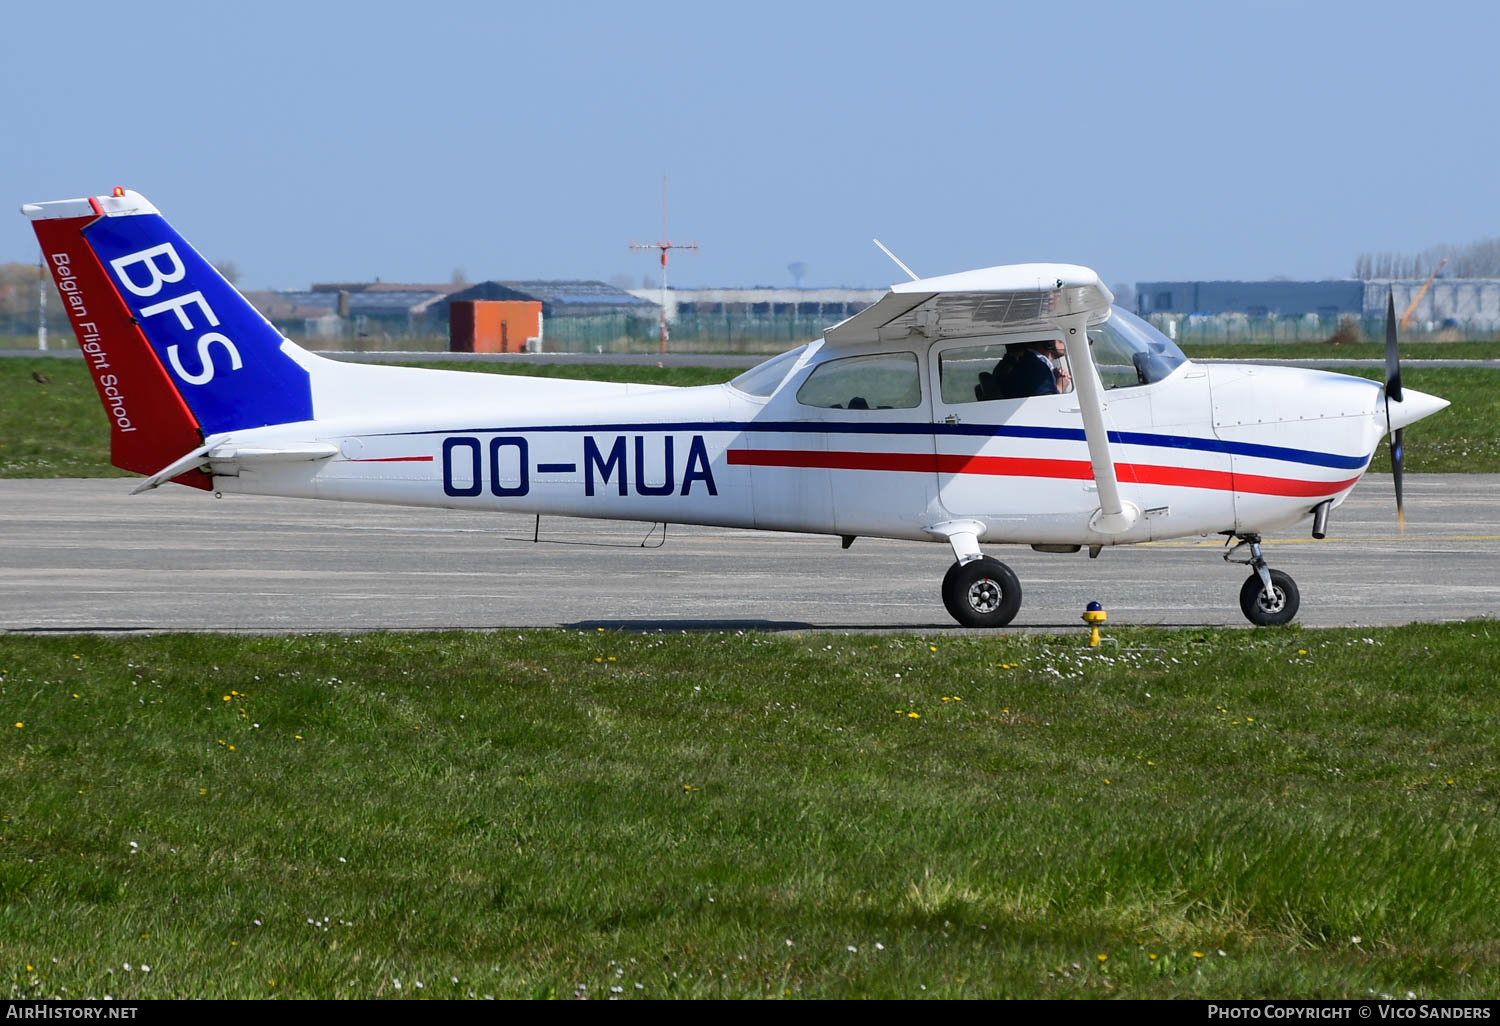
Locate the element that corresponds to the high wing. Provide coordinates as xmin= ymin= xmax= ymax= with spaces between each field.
xmin=824 ymin=263 xmax=1113 ymax=345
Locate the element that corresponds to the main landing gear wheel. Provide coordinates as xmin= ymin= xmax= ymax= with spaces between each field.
xmin=1238 ymin=569 xmax=1300 ymax=627
xmin=942 ymin=557 xmax=1022 ymax=628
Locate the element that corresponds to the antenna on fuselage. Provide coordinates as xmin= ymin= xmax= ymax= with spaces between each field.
xmin=872 ymin=238 xmax=920 ymax=282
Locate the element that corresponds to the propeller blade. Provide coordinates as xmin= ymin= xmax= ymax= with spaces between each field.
xmin=1392 ymin=426 xmax=1405 ymax=531
xmin=1385 ymin=290 xmax=1403 ymax=404
xmin=1385 ymin=290 xmax=1405 ymax=532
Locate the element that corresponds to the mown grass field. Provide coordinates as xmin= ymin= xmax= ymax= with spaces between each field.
xmin=2 ymin=356 xmax=1497 ymax=477
xmin=1179 ymin=340 xmax=1500 ymax=361
xmin=1 ymin=625 xmax=1497 ymax=999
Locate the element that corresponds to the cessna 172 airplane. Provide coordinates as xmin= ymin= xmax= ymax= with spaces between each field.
xmin=24 ymin=189 xmax=1449 ymax=627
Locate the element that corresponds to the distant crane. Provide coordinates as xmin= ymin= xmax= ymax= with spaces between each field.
xmin=630 ymin=176 xmax=697 ymax=355
xmin=1400 ymin=257 xmax=1447 ymax=333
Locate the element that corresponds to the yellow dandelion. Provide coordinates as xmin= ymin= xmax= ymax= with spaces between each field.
xmin=953 ymin=696 xmax=961 ymax=701
xmin=26 ymin=965 xmax=33 ymax=972
xmin=607 ymin=656 xmax=616 ymax=662
xmin=1149 ymin=953 xmax=1157 ymax=961
xmin=1298 ymin=649 xmax=1307 ymax=655
xmin=1193 ymin=951 xmax=1204 ymax=959
xmin=929 ymin=645 xmax=937 ymax=652
xmin=942 ymin=696 xmax=951 ymax=702
xmin=1147 ymin=761 xmax=1156 ymax=766
xmin=594 ymin=657 xmax=603 ymax=663
xmin=908 ymin=712 xmax=920 ymax=719
xmin=72 ymin=693 xmax=79 ymax=699
xmin=1104 ymin=778 xmax=1111 ymax=784
xmin=228 ymin=745 xmax=236 ymax=751
xmin=13 ymin=722 xmax=21 ymax=729
xmin=222 ymin=695 xmax=232 ymax=702
xmin=1097 ymin=954 xmax=1107 ymax=962
xmin=72 ymin=655 xmax=80 ymax=660
xmin=294 ymin=734 xmax=303 ymax=740
xmin=199 ymin=789 xmax=207 ymax=795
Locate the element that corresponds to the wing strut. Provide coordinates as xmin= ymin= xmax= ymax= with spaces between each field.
xmin=1061 ymin=313 xmax=1139 ymax=535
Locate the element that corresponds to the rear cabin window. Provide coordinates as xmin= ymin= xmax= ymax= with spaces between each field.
xmin=939 ymin=340 xmax=1071 ymax=404
xmin=796 ymin=352 xmax=921 ymax=410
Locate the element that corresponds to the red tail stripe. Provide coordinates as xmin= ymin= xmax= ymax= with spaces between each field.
xmin=725 ymin=448 xmax=1360 ymax=498
xmin=342 ymin=456 xmax=435 ymax=463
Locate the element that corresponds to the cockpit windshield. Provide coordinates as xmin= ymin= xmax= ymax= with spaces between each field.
xmin=729 ymin=344 xmax=808 ymax=397
xmin=1085 ymin=307 xmax=1189 ymax=389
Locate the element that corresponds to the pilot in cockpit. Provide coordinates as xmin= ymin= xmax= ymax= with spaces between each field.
xmin=993 ymin=341 xmax=1063 ymax=399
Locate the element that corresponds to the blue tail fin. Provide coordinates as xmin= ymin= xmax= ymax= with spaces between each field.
xmin=80 ymin=196 xmax=313 ymax=436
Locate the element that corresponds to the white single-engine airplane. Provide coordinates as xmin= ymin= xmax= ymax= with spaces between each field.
xmin=24 ymin=189 xmax=1449 ymax=626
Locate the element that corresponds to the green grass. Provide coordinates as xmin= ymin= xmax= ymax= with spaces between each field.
xmin=400 ymin=360 xmax=730 ymax=386
xmin=2 ymin=356 xmax=1495 ymax=477
xmin=0 ymin=358 xmax=129 ymax=478
xmin=1 ymin=625 xmax=1497 ymax=998
xmin=1180 ymin=340 xmax=1500 ymax=361
xmin=0 ymin=357 xmax=734 ymax=479
xmin=1345 ymin=368 xmax=1500 ymax=473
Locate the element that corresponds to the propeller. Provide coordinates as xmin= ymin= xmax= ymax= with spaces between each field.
xmin=1384 ymin=291 xmax=1405 ymax=530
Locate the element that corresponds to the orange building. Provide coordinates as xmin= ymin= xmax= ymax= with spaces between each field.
xmin=448 ymin=300 xmax=543 ymax=353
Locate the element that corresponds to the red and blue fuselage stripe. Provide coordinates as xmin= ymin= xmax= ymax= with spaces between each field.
xmin=376 ymin=420 xmax=1370 ymax=472
xmin=723 ymin=448 xmax=1361 ymax=497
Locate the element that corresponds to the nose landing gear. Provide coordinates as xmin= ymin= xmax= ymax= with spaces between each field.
xmin=1225 ymin=535 xmax=1300 ymax=626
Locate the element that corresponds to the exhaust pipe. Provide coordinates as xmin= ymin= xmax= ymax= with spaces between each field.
xmin=1311 ymin=499 xmax=1331 ymax=540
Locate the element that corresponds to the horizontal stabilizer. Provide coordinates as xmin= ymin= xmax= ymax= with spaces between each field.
xmin=132 ymin=441 xmax=338 ymax=494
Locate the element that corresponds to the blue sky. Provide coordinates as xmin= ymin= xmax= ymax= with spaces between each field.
xmin=4 ymin=1 xmax=1496 ymax=292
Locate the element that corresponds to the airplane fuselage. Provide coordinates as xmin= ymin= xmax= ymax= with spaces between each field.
xmin=213 ymin=341 xmax=1397 ymax=551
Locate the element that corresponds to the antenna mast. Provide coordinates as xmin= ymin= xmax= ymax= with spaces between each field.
xmin=630 ymin=176 xmax=697 ymax=355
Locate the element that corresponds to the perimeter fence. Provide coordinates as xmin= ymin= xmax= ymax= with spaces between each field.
xmin=6 ymin=309 xmax=1499 ymax=355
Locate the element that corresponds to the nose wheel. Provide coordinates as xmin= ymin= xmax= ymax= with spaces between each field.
xmin=942 ymin=557 xmax=1022 ymax=628
xmin=1225 ymin=535 xmax=1300 ymax=626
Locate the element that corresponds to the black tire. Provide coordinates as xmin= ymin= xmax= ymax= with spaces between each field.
xmin=941 ymin=557 xmax=1022 ymax=628
xmin=1239 ymin=569 xmax=1300 ymax=626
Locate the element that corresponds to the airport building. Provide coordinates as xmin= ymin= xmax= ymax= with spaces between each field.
xmin=248 ymin=279 xmax=657 ymax=348
xmin=1138 ymin=279 xmax=1500 ymax=330
xmin=628 ymin=286 xmax=885 ymax=346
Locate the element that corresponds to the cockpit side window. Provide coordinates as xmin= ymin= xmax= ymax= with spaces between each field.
xmin=795 ymin=351 xmax=921 ymax=410
xmin=939 ymin=339 xmax=1072 ymax=404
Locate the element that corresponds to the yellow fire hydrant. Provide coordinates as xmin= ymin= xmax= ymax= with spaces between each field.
xmin=1082 ymin=601 xmax=1107 ymax=647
